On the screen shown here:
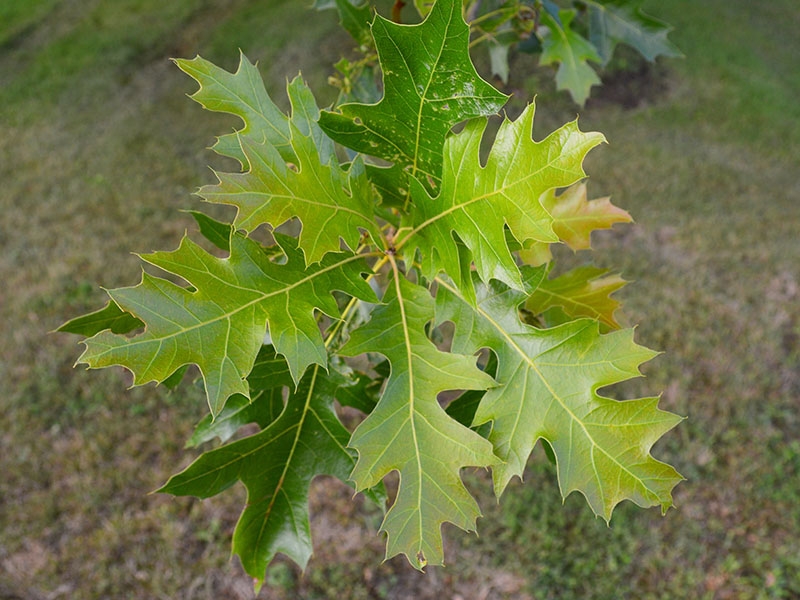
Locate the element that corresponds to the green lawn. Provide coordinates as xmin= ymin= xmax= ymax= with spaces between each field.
xmin=1 ymin=1 xmax=798 ymax=598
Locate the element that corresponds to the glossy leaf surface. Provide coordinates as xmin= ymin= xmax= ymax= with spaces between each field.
xmin=78 ymin=233 xmax=376 ymax=415
xmin=340 ymin=272 xmax=497 ymax=569
xmin=437 ymin=274 xmax=683 ymax=519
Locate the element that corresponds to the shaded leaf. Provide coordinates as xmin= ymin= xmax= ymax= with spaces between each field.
xmin=526 ymin=265 xmax=627 ymax=331
xmin=78 ymin=233 xmax=376 ymax=415
xmin=58 ymin=300 xmax=143 ymax=337
xmin=540 ymin=10 xmax=602 ymax=106
xmin=160 ymin=364 xmax=383 ymax=584
xmin=436 ymin=273 xmax=683 ymax=519
xmin=586 ymin=0 xmax=682 ymax=66
xmin=187 ymin=345 xmax=292 ymax=447
xmin=187 ymin=210 xmax=233 ymax=252
xmin=340 ymin=272 xmax=496 ymax=569
xmin=314 ymin=0 xmax=373 ymax=46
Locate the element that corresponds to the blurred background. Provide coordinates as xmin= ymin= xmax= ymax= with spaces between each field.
xmin=1 ymin=1 xmax=798 ymax=598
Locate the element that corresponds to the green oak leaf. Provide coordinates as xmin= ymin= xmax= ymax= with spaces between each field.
xmin=400 ymin=101 xmax=604 ymax=292
xmin=318 ymin=0 xmax=507 ymax=197
xmin=586 ymin=0 xmax=682 ymax=66
xmin=187 ymin=344 xmax=292 ymax=447
xmin=436 ymin=273 xmax=683 ymax=519
xmin=78 ymin=233 xmax=376 ymax=415
xmin=526 ymin=265 xmax=627 ymax=332
xmin=540 ymin=10 xmax=602 ymax=106
xmin=340 ymin=272 xmax=497 ymax=569
xmin=159 ymin=364 xmax=383 ymax=585
xmin=175 ymin=53 xmax=293 ymax=167
xmin=198 ymin=76 xmax=380 ymax=265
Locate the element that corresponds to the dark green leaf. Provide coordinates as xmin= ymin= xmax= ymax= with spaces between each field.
xmin=160 ymin=365 xmax=384 ymax=584
xmin=586 ymin=0 xmax=682 ymax=66
xmin=187 ymin=345 xmax=292 ymax=447
xmin=58 ymin=300 xmax=143 ymax=336
xmin=319 ymin=0 xmax=508 ymax=200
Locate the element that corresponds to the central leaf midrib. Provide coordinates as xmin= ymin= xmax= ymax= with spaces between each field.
xmin=391 ymin=264 xmax=425 ymax=553
xmin=106 ymin=252 xmax=370 ymax=351
xmin=253 ymin=364 xmax=319 ymax=556
xmin=397 ymin=147 xmax=569 ymax=251
xmin=409 ymin=10 xmax=450 ymax=185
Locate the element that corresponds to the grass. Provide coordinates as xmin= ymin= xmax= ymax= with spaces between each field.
xmin=2 ymin=0 xmax=799 ymax=598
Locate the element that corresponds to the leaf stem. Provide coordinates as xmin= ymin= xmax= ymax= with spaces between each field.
xmin=323 ymin=251 xmax=391 ymax=350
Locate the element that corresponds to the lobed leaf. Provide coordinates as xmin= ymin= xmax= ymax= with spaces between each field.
xmin=436 ymin=273 xmax=683 ymax=519
xmin=318 ymin=0 xmax=508 ymax=198
xmin=340 ymin=271 xmax=497 ymax=569
xmin=198 ymin=76 xmax=381 ymax=265
xmin=186 ymin=344 xmax=292 ymax=447
xmin=78 ymin=233 xmax=376 ymax=416
xmin=586 ymin=0 xmax=682 ymax=66
xmin=540 ymin=9 xmax=602 ymax=106
xmin=526 ymin=265 xmax=627 ymax=332
xmin=160 ymin=363 xmax=384 ymax=585
xmin=520 ymin=182 xmax=632 ymax=265
xmin=174 ymin=53 xmax=293 ymax=167
xmin=58 ymin=300 xmax=143 ymax=337
xmin=400 ymin=102 xmax=605 ymax=293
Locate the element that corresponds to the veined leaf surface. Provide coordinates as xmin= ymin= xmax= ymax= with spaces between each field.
xmin=319 ymin=0 xmax=507 ymax=195
xmin=79 ymin=233 xmax=376 ymax=415
xmin=401 ymin=102 xmax=604 ymax=292
xmin=187 ymin=344 xmax=292 ymax=448
xmin=437 ymin=274 xmax=683 ymax=519
xmin=520 ymin=182 xmax=632 ymax=265
xmin=340 ymin=271 xmax=497 ymax=569
xmin=199 ymin=76 xmax=380 ymax=264
xmin=175 ymin=53 xmax=293 ymax=166
xmin=160 ymin=363 xmax=383 ymax=585
xmin=526 ymin=265 xmax=627 ymax=332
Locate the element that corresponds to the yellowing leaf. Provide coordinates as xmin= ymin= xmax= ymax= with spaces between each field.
xmin=340 ymin=272 xmax=496 ymax=569
xmin=547 ymin=182 xmax=632 ymax=250
xmin=520 ymin=182 xmax=632 ymax=265
xmin=526 ymin=265 xmax=627 ymax=331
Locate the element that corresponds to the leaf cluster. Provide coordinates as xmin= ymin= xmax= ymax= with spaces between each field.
xmin=321 ymin=0 xmax=682 ymax=106
xmin=61 ymin=0 xmax=682 ymax=586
